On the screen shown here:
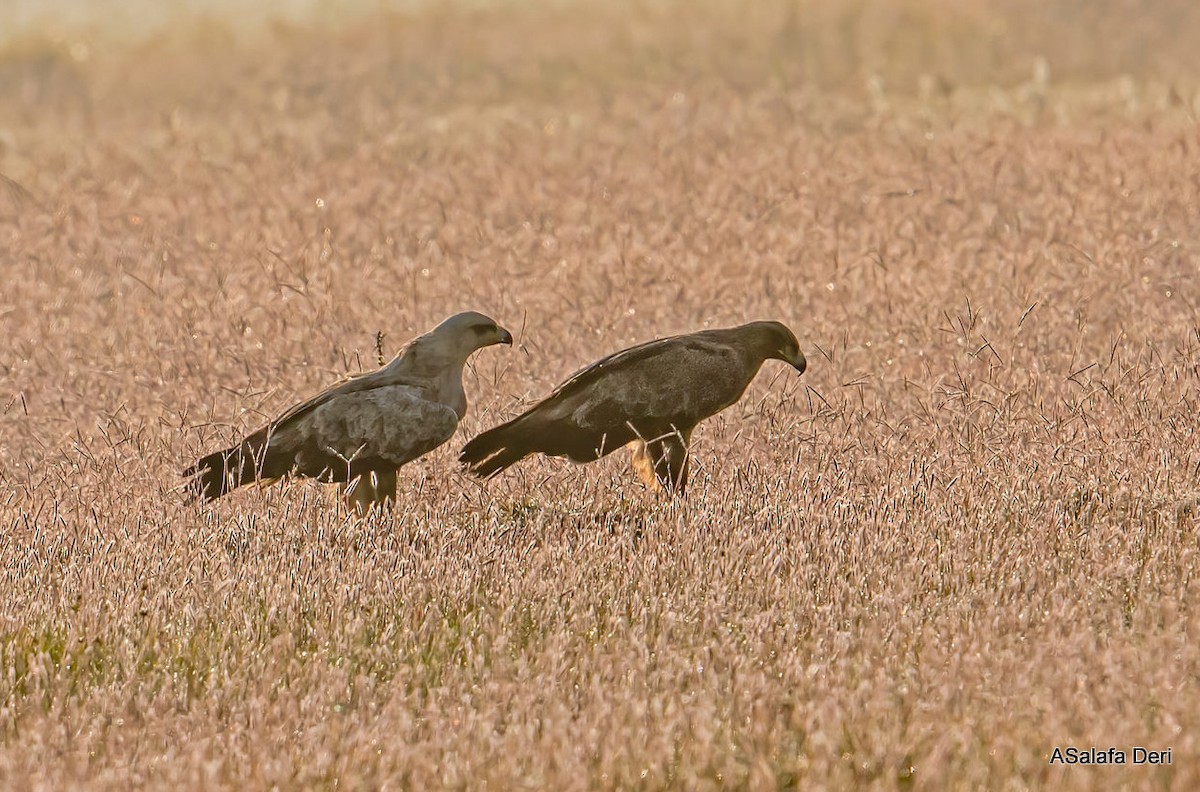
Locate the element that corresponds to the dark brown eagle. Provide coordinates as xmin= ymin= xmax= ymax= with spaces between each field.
xmin=459 ymin=321 xmax=806 ymax=494
xmin=185 ymin=311 xmax=512 ymax=511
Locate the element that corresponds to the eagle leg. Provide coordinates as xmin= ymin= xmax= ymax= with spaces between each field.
xmin=630 ymin=428 xmax=692 ymax=496
xmin=341 ymin=468 xmax=398 ymax=515
xmin=630 ymin=440 xmax=659 ymax=491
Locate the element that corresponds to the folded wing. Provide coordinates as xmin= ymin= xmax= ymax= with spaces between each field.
xmin=187 ymin=385 xmax=458 ymax=502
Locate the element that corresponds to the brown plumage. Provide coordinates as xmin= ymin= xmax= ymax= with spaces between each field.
xmin=184 ymin=312 xmax=512 ymax=512
xmin=459 ymin=321 xmax=807 ymax=494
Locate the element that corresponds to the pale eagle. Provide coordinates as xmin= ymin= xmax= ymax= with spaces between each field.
xmin=459 ymin=321 xmax=806 ymax=494
xmin=185 ymin=311 xmax=512 ymax=511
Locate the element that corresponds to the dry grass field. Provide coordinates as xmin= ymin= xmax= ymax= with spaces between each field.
xmin=2 ymin=1 xmax=1199 ymax=789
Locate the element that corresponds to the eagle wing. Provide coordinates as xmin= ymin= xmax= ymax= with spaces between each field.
xmin=542 ymin=334 xmax=681 ymax=399
xmin=546 ymin=337 xmax=745 ymax=431
xmin=188 ymin=384 xmax=458 ymax=500
xmin=268 ymin=366 xmax=393 ymax=428
xmin=282 ymin=385 xmax=460 ymax=474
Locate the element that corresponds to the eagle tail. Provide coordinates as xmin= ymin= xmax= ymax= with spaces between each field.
xmin=182 ymin=443 xmax=267 ymax=502
xmin=459 ymin=419 xmax=534 ymax=479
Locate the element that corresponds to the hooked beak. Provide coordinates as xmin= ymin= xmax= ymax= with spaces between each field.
xmin=790 ymin=349 xmax=807 ymax=375
xmin=497 ymin=326 xmax=514 ymax=346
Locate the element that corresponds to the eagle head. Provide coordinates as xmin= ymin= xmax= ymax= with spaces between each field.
xmin=761 ymin=321 xmax=807 ymax=374
xmin=435 ymin=311 xmax=514 ymax=351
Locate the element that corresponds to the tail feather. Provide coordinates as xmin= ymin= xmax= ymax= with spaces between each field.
xmin=459 ymin=419 xmax=534 ymax=479
xmin=182 ymin=443 xmax=266 ymax=502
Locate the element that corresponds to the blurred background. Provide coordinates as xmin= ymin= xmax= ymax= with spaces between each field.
xmin=3 ymin=0 xmax=1199 ymax=98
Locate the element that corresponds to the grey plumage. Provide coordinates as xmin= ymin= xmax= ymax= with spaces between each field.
xmin=185 ymin=311 xmax=512 ymax=510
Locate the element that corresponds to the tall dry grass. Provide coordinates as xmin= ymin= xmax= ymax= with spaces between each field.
xmin=1 ymin=1 xmax=1198 ymax=789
